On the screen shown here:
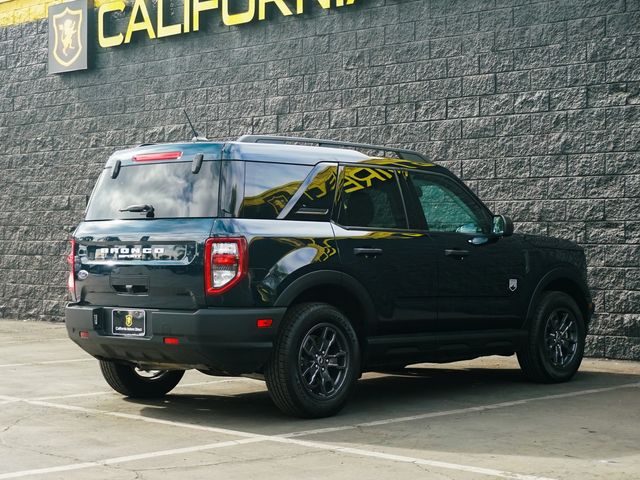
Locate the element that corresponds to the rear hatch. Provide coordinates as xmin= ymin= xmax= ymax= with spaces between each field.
xmin=72 ymin=144 xmax=223 ymax=310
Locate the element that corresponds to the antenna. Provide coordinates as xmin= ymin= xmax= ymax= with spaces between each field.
xmin=184 ymin=109 xmax=208 ymax=142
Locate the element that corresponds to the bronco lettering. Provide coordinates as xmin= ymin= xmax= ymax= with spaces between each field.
xmin=96 ymin=246 xmax=165 ymax=259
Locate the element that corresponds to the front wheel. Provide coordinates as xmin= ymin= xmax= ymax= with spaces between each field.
xmin=99 ymin=360 xmax=184 ymax=398
xmin=517 ymin=291 xmax=586 ymax=383
xmin=265 ymin=303 xmax=360 ymax=418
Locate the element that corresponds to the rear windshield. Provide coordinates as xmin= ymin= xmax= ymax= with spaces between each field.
xmin=85 ymin=161 xmax=220 ymax=220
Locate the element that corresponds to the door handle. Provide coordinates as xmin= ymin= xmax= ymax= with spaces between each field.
xmin=354 ymin=247 xmax=383 ymax=257
xmin=444 ymin=249 xmax=470 ymax=258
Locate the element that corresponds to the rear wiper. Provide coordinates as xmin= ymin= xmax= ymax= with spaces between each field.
xmin=119 ymin=204 xmax=155 ymax=218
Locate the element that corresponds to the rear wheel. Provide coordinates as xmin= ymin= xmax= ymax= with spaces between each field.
xmin=99 ymin=360 xmax=184 ymax=398
xmin=265 ymin=303 xmax=360 ymax=418
xmin=517 ymin=291 xmax=586 ymax=383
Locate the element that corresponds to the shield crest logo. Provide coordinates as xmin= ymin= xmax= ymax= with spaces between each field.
xmin=509 ymin=278 xmax=518 ymax=292
xmin=52 ymin=7 xmax=83 ymax=67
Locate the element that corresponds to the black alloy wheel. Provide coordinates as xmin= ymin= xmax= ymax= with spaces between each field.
xmin=517 ymin=291 xmax=586 ymax=383
xmin=298 ymin=323 xmax=350 ymax=399
xmin=265 ymin=303 xmax=360 ymax=418
xmin=543 ymin=308 xmax=579 ymax=368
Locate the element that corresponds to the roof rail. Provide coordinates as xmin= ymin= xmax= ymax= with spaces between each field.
xmin=236 ymin=135 xmax=428 ymax=162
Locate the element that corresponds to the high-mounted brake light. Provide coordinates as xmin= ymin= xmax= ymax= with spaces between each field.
xmin=133 ymin=151 xmax=182 ymax=162
xmin=67 ymin=238 xmax=76 ymax=300
xmin=204 ymin=237 xmax=247 ymax=295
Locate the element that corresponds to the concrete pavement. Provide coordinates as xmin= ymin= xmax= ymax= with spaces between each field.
xmin=0 ymin=320 xmax=638 ymax=480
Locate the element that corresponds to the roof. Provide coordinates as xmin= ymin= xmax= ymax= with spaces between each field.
xmin=104 ymin=139 xmax=449 ymax=176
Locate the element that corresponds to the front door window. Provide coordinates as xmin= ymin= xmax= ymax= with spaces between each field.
xmin=407 ymin=173 xmax=489 ymax=235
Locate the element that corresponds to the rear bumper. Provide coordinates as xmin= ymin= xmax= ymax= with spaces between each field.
xmin=65 ymin=304 xmax=287 ymax=375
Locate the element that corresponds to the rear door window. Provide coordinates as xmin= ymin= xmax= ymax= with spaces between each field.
xmin=85 ymin=161 xmax=220 ymax=220
xmin=337 ymin=166 xmax=407 ymax=229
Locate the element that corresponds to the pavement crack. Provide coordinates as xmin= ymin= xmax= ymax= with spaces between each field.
xmin=1 ymin=416 xmax=24 ymax=435
xmin=2 ymin=440 xmax=87 ymax=466
xmin=117 ymin=448 xmax=321 ymax=474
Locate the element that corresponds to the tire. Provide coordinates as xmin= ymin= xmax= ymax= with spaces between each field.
xmin=517 ymin=291 xmax=586 ymax=383
xmin=265 ymin=302 xmax=360 ymax=418
xmin=99 ymin=360 xmax=185 ymax=398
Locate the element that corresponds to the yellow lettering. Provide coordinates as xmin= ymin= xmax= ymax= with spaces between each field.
xmin=221 ymin=0 xmax=255 ymax=25
xmin=184 ymin=0 xmax=191 ymax=33
xmin=157 ymin=0 xmax=182 ymax=37
xmin=100 ymin=0 xmax=358 ymax=49
xmin=259 ymin=0 xmax=292 ymax=20
xmin=124 ymin=0 xmax=156 ymax=44
xmin=193 ymin=0 xmax=218 ymax=32
xmin=98 ymin=1 xmax=125 ymax=48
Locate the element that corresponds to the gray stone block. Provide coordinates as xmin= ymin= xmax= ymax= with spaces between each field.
xmin=462 ymin=74 xmax=495 ymax=96
xmin=480 ymin=94 xmax=514 ymax=116
xmin=514 ymin=91 xmax=549 ymax=113
xmin=447 ymin=97 xmax=480 ymax=119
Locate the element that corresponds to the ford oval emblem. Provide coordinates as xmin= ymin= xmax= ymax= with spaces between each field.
xmin=77 ymin=270 xmax=89 ymax=280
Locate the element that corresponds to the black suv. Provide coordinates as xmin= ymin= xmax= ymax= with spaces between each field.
xmin=66 ymin=135 xmax=594 ymax=418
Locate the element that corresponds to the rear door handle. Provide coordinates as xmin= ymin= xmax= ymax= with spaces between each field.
xmin=444 ymin=249 xmax=470 ymax=258
xmin=354 ymin=247 xmax=383 ymax=257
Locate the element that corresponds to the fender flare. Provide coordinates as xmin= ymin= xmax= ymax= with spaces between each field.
xmin=273 ymin=270 xmax=377 ymax=331
xmin=525 ymin=266 xmax=591 ymax=327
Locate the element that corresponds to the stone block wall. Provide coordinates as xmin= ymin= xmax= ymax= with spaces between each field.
xmin=0 ymin=0 xmax=638 ymax=358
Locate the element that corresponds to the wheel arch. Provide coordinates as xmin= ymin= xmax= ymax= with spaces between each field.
xmin=274 ymin=270 xmax=377 ymax=340
xmin=526 ymin=267 xmax=592 ymax=328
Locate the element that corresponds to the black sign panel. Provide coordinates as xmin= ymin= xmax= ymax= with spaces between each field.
xmin=48 ymin=0 xmax=92 ymax=74
xmin=112 ymin=309 xmax=146 ymax=336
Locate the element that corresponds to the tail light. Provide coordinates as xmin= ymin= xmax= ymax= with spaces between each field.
xmin=204 ymin=237 xmax=247 ymax=295
xmin=67 ymin=238 xmax=76 ymax=300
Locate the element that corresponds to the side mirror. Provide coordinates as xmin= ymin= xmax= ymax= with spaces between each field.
xmin=492 ymin=215 xmax=514 ymax=237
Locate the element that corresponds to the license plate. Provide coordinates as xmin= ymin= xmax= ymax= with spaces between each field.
xmin=112 ymin=309 xmax=146 ymax=336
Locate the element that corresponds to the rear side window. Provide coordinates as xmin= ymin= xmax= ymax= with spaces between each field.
xmin=85 ymin=161 xmax=220 ymax=220
xmin=241 ymin=162 xmax=312 ymax=220
xmin=337 ymin=167 xmax=407 ymax=229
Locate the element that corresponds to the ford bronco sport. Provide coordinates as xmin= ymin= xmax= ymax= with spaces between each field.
xmin=65 ymin=135 xmax=594 ymax=418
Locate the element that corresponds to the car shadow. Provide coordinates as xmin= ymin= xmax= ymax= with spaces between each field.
xmin=127 ymin=364 xmax=640 ymax=455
